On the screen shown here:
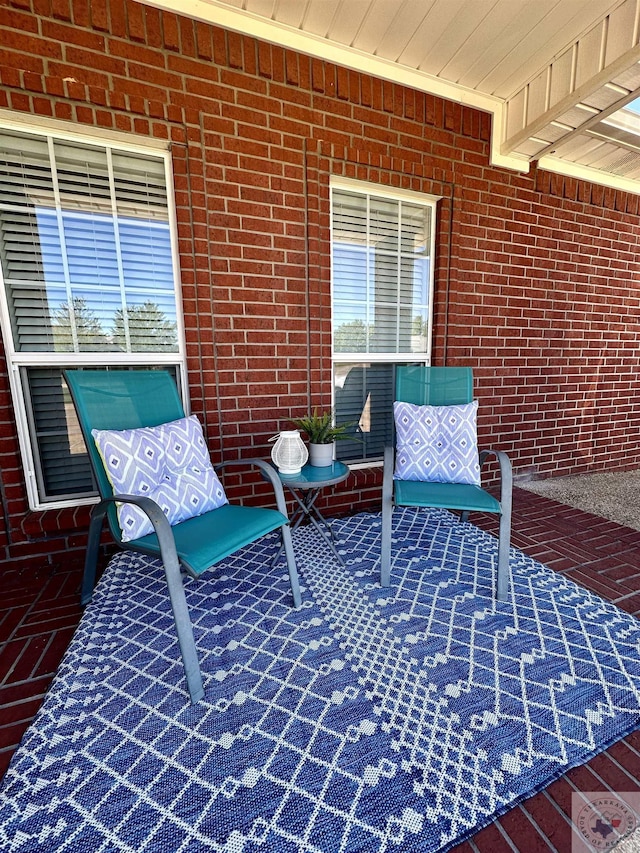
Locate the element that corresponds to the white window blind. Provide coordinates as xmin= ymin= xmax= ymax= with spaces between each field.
xmin=331 ymin=180 xmax=438 ymax=463
xmin=0 ymin=124 xmax=185 ymax=509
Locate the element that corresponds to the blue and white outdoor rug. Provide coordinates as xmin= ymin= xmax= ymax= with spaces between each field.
xmin=2 ymin=507 xmax=640 ymax=852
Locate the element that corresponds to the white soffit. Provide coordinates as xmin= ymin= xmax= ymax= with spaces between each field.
xmin=143 ymin=0 xmax=640 ymax=193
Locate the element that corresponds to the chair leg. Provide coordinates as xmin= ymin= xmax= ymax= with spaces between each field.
xmin=281 ymin=524 xmax=302 ymax=608
xmin=496 ymin=504 xmax=512 ymax=603
xmin=81 ymin=502 xmax=109 ymax=607
xmin=381 ymin=501 xmax=392 ymax=587
xmin=380 ymin=446 xmax=395 ymax=587
xmin=160 ymin=547 xmax=205 ymax=704
xmin=80 ymin=496 xmax=205 ymax=703
xmin=487 ymin=447 xmax=513 ymax=602
xmin=147 ymin=506 xmax=205 ymax=704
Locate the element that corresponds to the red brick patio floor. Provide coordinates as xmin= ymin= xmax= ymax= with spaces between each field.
xmin=2 ymin=486 xmax=640 ymax=852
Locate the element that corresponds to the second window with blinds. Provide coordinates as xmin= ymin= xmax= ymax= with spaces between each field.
xmin=331 ymin=178 xmax=439 ymax=464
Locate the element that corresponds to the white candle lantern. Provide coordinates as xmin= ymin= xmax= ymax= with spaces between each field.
xmin=269 ymin=430 xmax=308 ymax=475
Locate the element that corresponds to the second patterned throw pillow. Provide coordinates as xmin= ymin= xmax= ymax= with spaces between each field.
xmin=393 ymin=400 xmax=481 ymax=485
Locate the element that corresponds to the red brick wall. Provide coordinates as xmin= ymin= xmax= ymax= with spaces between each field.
xmin=1 ymin=0 xmax=640 ymax=570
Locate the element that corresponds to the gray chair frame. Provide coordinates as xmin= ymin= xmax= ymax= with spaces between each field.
xmin=381 ymin=448 xmax=512 ymax=600
xmin=380 ymin=367 xmax=513 ymax=602
xmin=83 ymin=459 xmax=300 ymax=706
xmin=65 ymin=369 xmax=301 ymax=705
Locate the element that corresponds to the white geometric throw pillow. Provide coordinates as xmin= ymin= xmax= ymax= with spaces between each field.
xmin=393 ymin=400 xmax=481 ymax=485
xmin=92 ymin=415 xmax=228 ymax=542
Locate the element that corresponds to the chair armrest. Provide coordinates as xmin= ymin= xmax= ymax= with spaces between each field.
xmin=100 ymin=493 xmax=180 ymax=555
xmin=479 ymin=449 xmax=512 ymax=508
xmin=214 ymin=458 xmax=290 ymax=518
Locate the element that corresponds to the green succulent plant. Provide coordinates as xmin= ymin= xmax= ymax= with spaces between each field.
xmin=290 ymin=409 xmax=356 ymax=444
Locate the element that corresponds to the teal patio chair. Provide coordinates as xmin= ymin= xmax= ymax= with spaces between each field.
xmin=380 ymin=366 xmax=512 ymax=601
xmin=64 ymin=369 xmax=302 ymax=704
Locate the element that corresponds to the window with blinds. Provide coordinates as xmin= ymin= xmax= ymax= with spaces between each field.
xmin=331 ymin=179 xmax=439 ymax=463
xmin=0 ymin=123 xmax=185 ymax=509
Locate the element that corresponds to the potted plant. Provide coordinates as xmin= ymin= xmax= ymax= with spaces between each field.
xmin=290 ymin=409 xmax=356 ymax=467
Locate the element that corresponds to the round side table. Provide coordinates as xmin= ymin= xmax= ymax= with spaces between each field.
xmin=278 ymin=461 xmax=350 ymax=566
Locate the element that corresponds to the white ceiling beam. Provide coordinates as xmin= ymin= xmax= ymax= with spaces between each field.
xmin=538 ymin=151 xmax=640 ymax=193
xmin=522 ymin=83 xmax=640 ymax=163
xmin=503 ymin=0 xmax=640 ymax=157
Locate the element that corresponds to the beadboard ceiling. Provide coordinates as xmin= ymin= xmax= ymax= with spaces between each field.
xmin=144 ymin=0 xmax=640 ymax=193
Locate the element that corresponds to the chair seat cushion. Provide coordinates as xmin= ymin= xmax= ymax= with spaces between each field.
xmin=393 ymin=400 xmax=480 ymax=485
xmin=128 ymin=503 xmax=288 ymax=577
xmin=394 ymin=479 xmax=501 ymax=513
xmin=92 ymin=415 xmax=228 ymax=542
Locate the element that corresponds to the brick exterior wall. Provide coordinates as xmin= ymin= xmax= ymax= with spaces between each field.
xmin=1 ymin=0 xmax=640 ymax=571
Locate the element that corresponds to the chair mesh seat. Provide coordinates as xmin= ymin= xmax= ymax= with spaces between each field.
xmin=394 ymin=480 xmax=501 ymax=514
xmin=130 ymin=504 xmax=289 ymax=578
xmin=381 ymin=365 xmax=512 ymax=601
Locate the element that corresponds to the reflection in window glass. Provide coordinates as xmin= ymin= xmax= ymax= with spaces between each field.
xmin=331 ymin=181 xmax=438 ymax=463
xmin=23 ymin=366 xmax=179 ymax=500
xmin=4 ymin=207 xmax=177 ymax=354
xmin=332 ymin=187 xmax=433 ymax=358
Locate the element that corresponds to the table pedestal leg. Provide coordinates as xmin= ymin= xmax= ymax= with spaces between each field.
xmin=301 ymin=493 xmax=346 ymax=567
xmin=271 ymin=487 xmax=346 ymax=568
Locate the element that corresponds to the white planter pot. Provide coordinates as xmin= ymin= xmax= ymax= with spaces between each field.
xmin=309 ymin=442 xmax=335 ymax=467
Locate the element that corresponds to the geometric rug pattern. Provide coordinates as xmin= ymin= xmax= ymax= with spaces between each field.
xmin=1 ymin=507 xmax=640 ymax=853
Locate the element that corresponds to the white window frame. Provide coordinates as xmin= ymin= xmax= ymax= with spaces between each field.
xmin=0 ymin=112 xmax=188 ymax=511
xmin=330 ymin=177 xmax=440 ymax=466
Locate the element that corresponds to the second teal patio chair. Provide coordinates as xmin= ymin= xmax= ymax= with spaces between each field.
xmin=380 ymin=366 xmax=512 ymax=601
xmin=64 ymin=369 xmax=302 ymax=704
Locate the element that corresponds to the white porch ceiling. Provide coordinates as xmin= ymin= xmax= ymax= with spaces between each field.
xmin=144 ymin=0 xmax=640 ymax=193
